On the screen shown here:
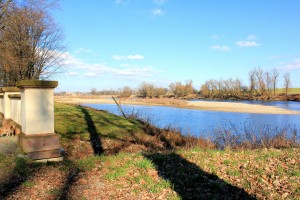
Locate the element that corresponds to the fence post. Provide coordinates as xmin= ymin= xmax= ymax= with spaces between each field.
xmin=17 ymin=80 xmax=63 ymax=161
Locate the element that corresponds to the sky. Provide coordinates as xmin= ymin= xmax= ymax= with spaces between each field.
xmin=52 ymin=0 xmax=300 ymax=92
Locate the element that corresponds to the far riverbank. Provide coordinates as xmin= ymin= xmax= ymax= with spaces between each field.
xmin=55 ymin=96 xmax=300 ymax=115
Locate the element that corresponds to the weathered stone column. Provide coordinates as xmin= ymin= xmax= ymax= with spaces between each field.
xmin=17 ymin=80 xmax=63 ymax=161
xmin=1 ymin=87 xmax=21 ymax=119
xmin=0 ymin=90 xmax=4 ymax=119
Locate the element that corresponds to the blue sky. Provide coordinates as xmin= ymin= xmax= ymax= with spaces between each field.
xmin=53 ymin=0 xmax=300 ymax=92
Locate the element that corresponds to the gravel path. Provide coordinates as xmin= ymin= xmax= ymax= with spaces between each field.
xmin=0 ymin=137 xmax=19 ymax=155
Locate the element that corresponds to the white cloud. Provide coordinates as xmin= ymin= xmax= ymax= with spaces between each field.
xmin=281 ymin=58 xmax=300 ymax=70
xmin=68 ymin=72 xmax=79 ymax=76
xmin=115 ymin=66 xmax=153 ymax=76
xmin=74 ymin=48 xmax=92 ymax=54
xmin=236 ymin=41 xmax=261 ymax=47
xmin=210 ymin=45 xmax=231 ymax=52
xmin=112 ymin=54 xmax=144 ymax=60
xmin=236 ymin=35 xmax=261 ymax=47
xmin=152 ymin=8 xmax=164 ymax=16
xmin=247 ymin=34 xmax=258 ymax=41
xmin=84 ymin=72 xmax=98 ymax=77
xmin=60 ymin=52 xmax=154 ymax=79
xmin=210 ymin=34 xmax=220 ymax=40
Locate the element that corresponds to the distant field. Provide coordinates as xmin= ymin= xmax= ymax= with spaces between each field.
xmin=276 ymin=88 xmax=300 ymax=94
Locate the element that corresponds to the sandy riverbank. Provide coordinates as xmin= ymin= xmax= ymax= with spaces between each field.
xmin=55 ymin=96 xmax=300 ymax=115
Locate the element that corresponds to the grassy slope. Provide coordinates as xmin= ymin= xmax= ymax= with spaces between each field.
xmin=0 ymin=103 xmax=299 ymax=199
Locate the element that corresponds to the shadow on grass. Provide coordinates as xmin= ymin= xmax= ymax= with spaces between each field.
xmin=79 ymin=106 xmax=103 ymax=155
xmin=144 ymin=152 xmax=256 ymax=200
xmin=0 ymin=157 xmax=41 ymax=199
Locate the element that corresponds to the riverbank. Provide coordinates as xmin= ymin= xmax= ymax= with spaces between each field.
xmin=55 ymin=96 xmax=300 ymax=115
xmin=1 ymin=103 xmax=299 ymax=199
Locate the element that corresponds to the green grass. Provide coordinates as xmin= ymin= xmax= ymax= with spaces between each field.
xmin=276 ymin=87 xmax=300 ymax=94
xmin=54 ymin=103 xmax=143 ymax=141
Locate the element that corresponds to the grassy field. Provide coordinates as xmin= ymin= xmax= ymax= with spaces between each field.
xmin=0 ymin=103 xmax=299 ymax=199
xmin=276 ymin=88 xmax=300 ymax=94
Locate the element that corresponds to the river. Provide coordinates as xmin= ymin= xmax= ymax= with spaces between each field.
xmin=84 ymin=100 xmax=300 ymax=139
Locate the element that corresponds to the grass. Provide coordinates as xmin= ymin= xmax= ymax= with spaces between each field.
xmin=0 ymin=103 xmax=300 ymax=199
xmin=276 ymin=87 xmax=300 ymax=94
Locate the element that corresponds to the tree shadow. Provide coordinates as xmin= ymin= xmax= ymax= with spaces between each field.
xmin=0 ymin=158 xmax=42 ymax=199
xmin=78 ymin=107 xmax=103 ymax=155
xmin=144 ymin=152 xmax=256 ymax=200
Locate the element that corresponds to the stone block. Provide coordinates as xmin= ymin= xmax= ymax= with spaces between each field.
xmin=19 ymin=132 xmax=60 ymax=153
xmin=27 ymin=149 xmax=62 ymax=160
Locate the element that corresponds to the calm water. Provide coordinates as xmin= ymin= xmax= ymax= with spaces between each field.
xmin=84 ymin=101 xmax=300 ymax=138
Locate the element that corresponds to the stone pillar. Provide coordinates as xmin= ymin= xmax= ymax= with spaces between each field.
xmin=17 ymin=80 xmax=63 ymax=161
xmin=1 ymin=87 xmax=21 ymax=119
xmin=0 ymin=90 xmax=4 ymax=119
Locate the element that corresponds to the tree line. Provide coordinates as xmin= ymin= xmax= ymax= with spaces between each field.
xmin=0 ymin=0 xmax=64 ymax=87
xmin=93 ymin=67 xmax=291 ymax=100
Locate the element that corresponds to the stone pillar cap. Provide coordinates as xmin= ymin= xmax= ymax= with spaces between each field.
xmin=1 ymin=87 xmax=21 ymax=92
xmin=17 ymin=80 xmax=58 ymax=88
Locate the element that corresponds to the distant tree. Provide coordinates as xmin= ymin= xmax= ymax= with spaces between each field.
xmin=265 ymin=71 xmax=272 ymax=96
xmin=248 ymin=70 xmax=256 ymax=96
xmin=169 ymin=80 xmax=195 ymax=97
xmin=90 ymin=88 xmax=97 ymax=95
xmin=136 ymin=82 xmax=154 ymax=98
xmin=119 ymin=86 xmax=133 ymax=98
xmin=0 ymin=0 xmax=65 ymax=86
xmin=271 ymin=68 xmax=280 ymax=96
xmin=283 ymin=72 xmax=291 ymax=96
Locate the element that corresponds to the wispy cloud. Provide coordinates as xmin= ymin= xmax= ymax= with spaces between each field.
xmin=236 ymin=34 xmax=261 ymax=47
xmin=112 ymin=54 xmax=145 ymax=60
xmin=247 ymin=34 xmax=258 ymax=41
xmin=236 ymin=41 xmax=261 ymax=47
xmin=210 ymin=34 xmax=220 ymax=40
xmin=281 ymin=58 xmax=300 ymax=70
xmin=210 ymin=45 xmax=231 ymax=52
xmin=74 ymin=48 xmax=92 ymax=54
xmin=152 ymin=8 xmax=164 ymax=16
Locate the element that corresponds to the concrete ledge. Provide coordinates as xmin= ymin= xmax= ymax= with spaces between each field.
xmin=1 ymin=87 xmax=20 ymax=92
xmin=19 ymin=132 xmax=60 ymax=153
xmin=8 ymin=94 xmax=21 ymax=99
xmin=16 ymin=80 xmax=58 ymax=88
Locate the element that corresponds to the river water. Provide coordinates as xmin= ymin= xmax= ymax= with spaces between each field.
xmin=84 ymin=100 xmax=300 ymax=139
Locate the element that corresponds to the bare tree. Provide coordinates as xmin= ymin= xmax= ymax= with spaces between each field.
xmin=271 ymin=68 xmax=279 ymax=96
xmin=119 ymin=86 xmax=133 ymax=98
xmin=0 ymin=0 xmax=64 ymax=86
xmin=248 ymin=70 xmax=256 ymax=96
xmin=283 ymin=72 xmax=291 ymax=96
xmin=0 ymin=0 xmax=12 ymax=28
xmin=265 ymin=71 xmax=272 ymax=96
